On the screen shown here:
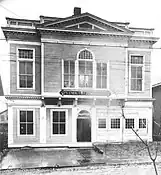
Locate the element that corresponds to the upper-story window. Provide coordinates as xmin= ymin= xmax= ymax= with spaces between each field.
xmin=64 ymin=60 xmax=75 ymax=88
xmin=17 ymin=49 xmax=35 ymax=89
xmin=78 ymin=49 xmax=93 ymax=88
xmin=130 ymin=55 xmax=143 ymax=91
xmin=97 ymin=63 xmax=107 ymax=88
xmin=62 ymin=49 xmax=108 ymax=89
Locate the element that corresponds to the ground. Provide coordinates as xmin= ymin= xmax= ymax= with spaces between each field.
xmin=1 ymin=142 xmax=161 ymax=175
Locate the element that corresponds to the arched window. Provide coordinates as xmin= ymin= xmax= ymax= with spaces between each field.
xmin=78 ymin=49 xmax=94 ymax=88
xmin=78 ymin=110 xmax=90 ymax=118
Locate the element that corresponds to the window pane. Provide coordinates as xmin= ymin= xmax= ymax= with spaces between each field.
xmin=137 ymin=67 xmax=142 ymax=78
xmin=27 ymin=124 xmax=33 ymax=134
xmin=86 ymin=61 xmax=93 ymax=74
xmin=60 ymin=124 xmax=65 ymax=134
xmin=98 ymin=119 xmax=106 ymax=128
xmin=102 ymin=76 xmax=107 ymax=88
xmin=125 ymin=119 xmax=134 ymax=129
xmin=79 ymin=61 xmax=85 ymax=74
xmin=60 ymin=112 xmax=65 ymax=122
xmin=20 ymin=124 xmax=26 ymax=134
xmin=70 ymin=61 xmax=75 ymax=74
xmin=53 ymin=124 xmax=58 ymax=134
xmin=64 ymin=61 xmax=69 ymax=74
xmin=79 ymin=75 xmax=85 ymax=87
xmin=131 ymin=56 xmax=143 ymax=64
xmin=19 ymin=49 xmax=33 ymax=59
xmin=20 ymin=111 xmax=26 ymax=122
xmin=85 ymin=75 xmax=92 ymax=87
xmin=20 ymin=75 xmax=26 ymax=88
xmin=27 ymin=76 xmax=33 ymax=88
xmin=131 ymin=66 xmax=136 ymax=78
xmin=79 ymin=50 xmax=93 ymax=60
xmin=111 ymin=119 xmax=120 ymax=129
xmin=53 ymin=112 xmax=58 ymax=122
xmin=27 ymin=111 xmax=33 ymax=122
xmin=102 ymin=63 xmax=107 ymax=75
xmin=97 ymin=76 xmax=101 ymax=88
xmin=70 ymin=75 xmax=75 ymax=87
xmin=131 ymin=79 xmax=136 ymax=90
xmin=137 ymin=79 xmax=142 ymax=91
xmin=19 ymin=62 xmax=25 ymax=74
xmin=27 ymin=62 xmax=33 ymax=74
xmin=97 ymin=63 xmax=101 ymax=75
xmin=139 ymin=119 xmax=146 ymax=128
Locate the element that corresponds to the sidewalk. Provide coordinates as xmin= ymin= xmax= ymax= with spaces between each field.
xmin=1 ymin=142 xmax=161 ymax=171
xmin=0 ymin=147 xmax=105 ymax=170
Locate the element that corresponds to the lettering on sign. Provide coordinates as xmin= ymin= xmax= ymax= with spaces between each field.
xmin=60 ymin=89 xmax=87 ymax=96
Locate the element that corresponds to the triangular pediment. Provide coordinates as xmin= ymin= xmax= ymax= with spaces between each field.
xmin=43 ymin=13 xmax=132 ymax=34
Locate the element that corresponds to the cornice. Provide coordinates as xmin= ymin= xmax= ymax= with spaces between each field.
xmin=5 ymin=95 xmax=42 ymax=100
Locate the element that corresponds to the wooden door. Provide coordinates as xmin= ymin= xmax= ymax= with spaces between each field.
xmin=77 ymin=118 xmax=91 ymax=142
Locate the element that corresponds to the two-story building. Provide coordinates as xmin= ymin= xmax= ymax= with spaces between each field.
xmin=1 ymin=7 xmax=159 ymax=147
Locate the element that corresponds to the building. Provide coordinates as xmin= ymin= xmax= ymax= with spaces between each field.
xmin=1 ymin=7 xmax=159 ymax=147
xmin=152 ymin=83 xmax=161 ymax=140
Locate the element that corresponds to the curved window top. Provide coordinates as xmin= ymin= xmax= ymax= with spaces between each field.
xmin=78 ymin=110 xmax=90 ymax=118
xmin=78 ymin=49 xmax=93 ymax=60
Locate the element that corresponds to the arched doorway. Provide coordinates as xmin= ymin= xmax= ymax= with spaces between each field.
xmin=77 ymin=110 xmax=91 ymax=142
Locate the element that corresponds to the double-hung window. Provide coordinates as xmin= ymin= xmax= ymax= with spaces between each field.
xmin=78 ymin=50 xmax=93 ymax=88
xmin=64 ymin=60 xmax=75 ymax=88
xmin=19 ymin=110 xmax=34 ymax=135
xmin=97 ymin=63 xmax=107 ymax=88
xmin=130 ymin=55 xmax=143 ymax=91
xmin=52 ymin=110 xmax=67 ymax=135
xmin=139 ymin=118 xmax=146 ymax=129
xmin=18 ymin=49 xmax=34 ymax=89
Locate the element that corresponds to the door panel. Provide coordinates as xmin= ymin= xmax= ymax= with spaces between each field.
xmin=77 ymin=118 xmax=91 ymax=142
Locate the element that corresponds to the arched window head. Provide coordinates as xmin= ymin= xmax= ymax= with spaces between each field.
xmin=78 ymin=110 xmax=90 ymax=118
xmin=78 ymin=49 xmax=93 ymax=60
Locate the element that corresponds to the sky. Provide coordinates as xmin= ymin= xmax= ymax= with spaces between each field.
xmin=0 ymin=0 xmax=161 ymax=86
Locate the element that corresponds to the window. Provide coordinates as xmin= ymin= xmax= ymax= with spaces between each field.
xmin=62 ymin=49 xmax=108 ymax=89
xmin=78 ymin=50 xmax=93 ymax=88
xmin=18 ymin=49 xmax=34 ymax=88
xmin=111 ymin=118 xmax=120 ymax=129
xmin=64 ymin=60 xmax=75 ymax=88
xmin=98 ymin=118 xmax=106 ymax=128
xmin=130 ymin=55 xmax=143 ymax=91
xmin=139 ymin=118 xmax=146 ymax=128
xmin=97 ymin=63 xmax=107 ymax=88
xmin=52 ymin=111 xmax=66 ymax=135
xmin=19 ymin=110 xmax=34 ymax=135
xmin=125 ymin=118 xmax=134 ymax=129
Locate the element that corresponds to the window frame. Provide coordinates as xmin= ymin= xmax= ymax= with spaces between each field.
xmin=17 ymin=109 xmax=35 ymax=136
xmin=139 ymin=118 xmax=147 ymax=129
xmin=17 ymin=48 xmax=35 ymax=90
xmin=129 ymin=54 xmax=144 ymax=92
xmin=110 ymin=118 xmax=120 ymax=129
xmin=51 ymin=109 xmax=68 ymax=136
xmin=77 ymin=49 xmax=94 ymax=89
xmin=97 ymin=118 xmax=107 ymax=129
xmin=125 ymin=118 xmax=135 ymax=129
xmin=96 ymin=62 xmax=108 ymax=89
xmin=62 ymin=60 xmax=75 ymax=89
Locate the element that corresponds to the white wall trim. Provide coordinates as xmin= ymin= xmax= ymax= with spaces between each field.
xmin=50 ymin=109 xmax=68 ymax=136
xmin=16 ymin=47 xmax=35 ymax=90
xmin=8 ymin=41 xmax=41 ymax=46
xmin=17 ymin=108 xmax=36 ymax=137
xmin=125 ymin=48 xmax=128 ymax=96
xmin=127 ymin=48 xmax=152 ymax=51
xmin=41 ymin=43 xmax=44 ymax=94
xmin=41 ymin=38 xmax=128 ymax=47
xmin=40 ymin=107 xmax=46 ymax=143
xmin=8 ymin=106 xmax=13 ymax=144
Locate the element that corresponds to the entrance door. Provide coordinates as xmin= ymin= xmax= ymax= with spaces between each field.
xmin=77 ymin=110 xmax=91 ymax=142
